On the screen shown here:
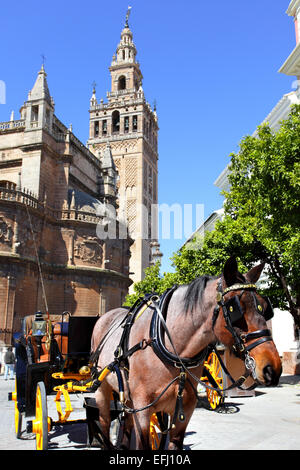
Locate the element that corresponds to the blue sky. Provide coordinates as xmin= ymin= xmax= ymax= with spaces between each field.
xmin=0 ymin=0 xmax=296 ymax=273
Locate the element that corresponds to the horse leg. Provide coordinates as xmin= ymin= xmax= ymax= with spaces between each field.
xmin=168 ymin=420 xmax=189 ymax=450
xmin=132 ymin=407 xmax=152 ymax=450
xmin=168 ymin=396 xmax=197 ymax=450
xmin=94 ymin=382 xmax=113 ymax=449
xmin=118 ymin=412 xmax=134 ymax=449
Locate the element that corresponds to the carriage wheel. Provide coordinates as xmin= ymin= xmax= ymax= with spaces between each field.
xmin=150 ymin=412 xmax=169 ymax=450
xmin=204 ymin=352 xmax=224 ymax=410
xmin=13 ymin=380 xmax=22 ymax=438
xmin=15 ymin=400 xmax=22 ymax=438
xmin=32 ymin=382 xmax=50 ymax=450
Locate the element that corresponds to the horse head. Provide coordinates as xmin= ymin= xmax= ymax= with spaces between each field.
xmin=213 ymin=257 xmax=282 ymax=387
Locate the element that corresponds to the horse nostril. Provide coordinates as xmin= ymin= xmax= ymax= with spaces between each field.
xmin=263 ymin=365 xmax=279 ymax=386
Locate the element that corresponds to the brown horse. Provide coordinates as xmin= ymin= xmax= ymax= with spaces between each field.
xmin=90 ymin=257 xmax=282 ymax=450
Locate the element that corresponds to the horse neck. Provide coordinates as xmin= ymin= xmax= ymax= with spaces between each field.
xmin=165 ymin=280 xmax=218 ymax=358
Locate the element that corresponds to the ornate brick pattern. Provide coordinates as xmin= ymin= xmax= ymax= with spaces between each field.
xmin=125 ymin=157 xmax=137 ymax=187
xmin=126 ymin=199 xmax=136 ymax=233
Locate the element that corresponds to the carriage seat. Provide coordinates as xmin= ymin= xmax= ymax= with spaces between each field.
xmin=53 ymin=322 xmax=69 ymax=356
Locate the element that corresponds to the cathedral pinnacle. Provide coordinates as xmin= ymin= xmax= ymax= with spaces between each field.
xmin=28 ymin=63 xmax=52 ymax=105
xmin=90 ymin=81 xmax=97 ymax=107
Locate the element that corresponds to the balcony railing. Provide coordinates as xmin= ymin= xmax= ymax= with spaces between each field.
xmin=0 ymin=186 xmax=103 ymax=225
xmin=0 ymin=119 xmax=25 ymax=131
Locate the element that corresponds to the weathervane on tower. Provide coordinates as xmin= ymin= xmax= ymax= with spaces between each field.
xmin=125 ymin=6 xmax=132 ymax=27
xmin=41 ymin=54 xmax=46 ymax=68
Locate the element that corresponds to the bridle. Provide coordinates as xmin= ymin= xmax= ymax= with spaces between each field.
xmin=213 ymin=280 xmax=274 ymax=380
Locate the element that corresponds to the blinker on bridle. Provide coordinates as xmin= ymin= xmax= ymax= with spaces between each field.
xmin=213 ymin=281 xmax=274 ymax=379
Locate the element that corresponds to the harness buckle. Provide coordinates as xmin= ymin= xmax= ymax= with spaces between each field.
xmin=140 ymin=338 xmax=151 ymax=350
xmin=240 ymin=333 xmax=247 ymax=343
xmin=233 ymin=343 xmax=245 ymax=353
xmin=245 ymin=354 xmax=256 ymax=373
xmin=114 ymin=346 xmax=123 ymax=359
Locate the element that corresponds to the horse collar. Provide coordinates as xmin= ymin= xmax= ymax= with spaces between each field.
xmin=149 ymin=287 xmax=208 ymax=369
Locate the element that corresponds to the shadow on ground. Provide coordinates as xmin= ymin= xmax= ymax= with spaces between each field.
xmin=279 ymin=375 xmax=300 ymax=385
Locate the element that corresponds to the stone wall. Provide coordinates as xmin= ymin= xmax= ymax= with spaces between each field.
xmin=0 ymin=187 xmax=131 ymax=346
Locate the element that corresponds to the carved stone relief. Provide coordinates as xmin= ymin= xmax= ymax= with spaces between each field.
xmin=0 ymin=217 xmax=13 ymax=245
xmin=74 ymin=237 xmax=103 ymax=265
xmin=17 ymin=217 xmax=43 ymax=256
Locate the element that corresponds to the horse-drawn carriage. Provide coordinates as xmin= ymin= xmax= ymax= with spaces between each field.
xmin=9 ymin=258 xmax=281 ymax=450
xmin=9 ymin=311 xmax=100 ymax=449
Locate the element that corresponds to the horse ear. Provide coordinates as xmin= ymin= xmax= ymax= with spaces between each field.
xmin=245 ymin=262 xmax=265 ymax=284
xmin=223 ymin=256 xmax=239 ymax=287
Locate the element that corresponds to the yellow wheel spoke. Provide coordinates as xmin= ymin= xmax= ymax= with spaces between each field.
xmin=203 ymin=352 xmax=224 ymax=410
xmin=150 ymin=413 xmax=168 ymax=450
xmin=33 ymin=382 xmax=48 ymax=450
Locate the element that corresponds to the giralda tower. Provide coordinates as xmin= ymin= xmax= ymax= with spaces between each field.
xmin=87 ymin=9 xmax=161 ymax=286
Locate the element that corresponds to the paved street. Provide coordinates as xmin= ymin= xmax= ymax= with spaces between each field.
xmin=0 ymin=374 xmax=299 ymax=451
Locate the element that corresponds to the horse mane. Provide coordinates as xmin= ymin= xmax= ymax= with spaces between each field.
xmin=183 ymin=275 xmax=217 ymax=313
xmin=183 ymin=270 xmax=246 ymax=313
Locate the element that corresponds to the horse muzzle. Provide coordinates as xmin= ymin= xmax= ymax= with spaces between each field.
xmin=262 ymin=364 xmax=282 ymax=387
xmin=253 ymin=353 xmax=282 ymax=387
xmin=245 ymin=339 xmax=282 ymax=387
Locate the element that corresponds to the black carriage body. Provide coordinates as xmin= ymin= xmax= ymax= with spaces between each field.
xmin=14 ymin=339 xmax=54 ymax=417
xmin=14 ymin=314 xmax=98 ymax=417
xmin=25 ymin=362 xmax=52 ymax=416
xmin=67 ymin=316 xmax=98 ymax=359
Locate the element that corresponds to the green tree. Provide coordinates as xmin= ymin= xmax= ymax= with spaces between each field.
xmin=222 ymin=105 xmax=300 ymax=332
xmin=173 ymin=105 xmax=300 ymax=329
xmin=125 ymin=105 xmax=300 ymax=335
xmin=123 ymin=262 xmax=178 ymax=306
xmin=172 ymin=105 xmax=300 ymax=332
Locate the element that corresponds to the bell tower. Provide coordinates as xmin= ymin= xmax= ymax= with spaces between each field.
xmin=110 ymin=12 xmax=142 ymax=94
xmin=87 ymin=8 xmax=161 ymax=286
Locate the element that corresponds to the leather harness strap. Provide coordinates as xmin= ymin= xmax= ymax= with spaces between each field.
xmin=241 ymin=329 xmax=273 ymax=352
xmin=149 ymin=286 xmax=208 ymax=369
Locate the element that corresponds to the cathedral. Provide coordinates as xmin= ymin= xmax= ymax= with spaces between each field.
xmin=0 ymin=11 xmax=160 ymax=346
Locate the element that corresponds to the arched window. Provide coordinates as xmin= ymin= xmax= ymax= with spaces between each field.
xmin=94 ymin=121 xmax=99 ymax=137
xmin=124 ymin=116 xmax=129 ymax=133
xmin=31 ymin=105 xmax=39 ymax=122
xmin=118 ymin=76 xmax=126 ymax=91
xmin=132 ymin=115 xmax=138 ymax=132
xmin=112 ymin=111 xmax=120 ymax=133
